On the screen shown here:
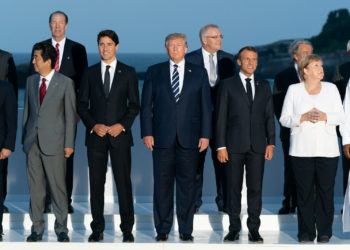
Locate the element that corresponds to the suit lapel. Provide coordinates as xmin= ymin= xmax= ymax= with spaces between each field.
xmin=59 ymin=39 xmax=71 ymax=72
xmin=31 ymin=74 xmax=40 ymax=110
xmin=196 ymin=49 xmax=205 ymax=68
xmin=93 ymin=63 xmax=106 ymax=98
xmin=179 ymin=63 xmax=192 ymax=103
xmin=40 ymin=72 xmax=59 ymax=109
xmin=161 ymin=62 xmax=175 ymax=103
xmin=252 ymin=78 xmax=263 ymax=106
xmin=236 ymin=75 xmax=251 ymax=106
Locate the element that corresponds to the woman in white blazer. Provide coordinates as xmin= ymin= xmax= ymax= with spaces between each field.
xmin=280 ymin=54 xmax=345 ymax=243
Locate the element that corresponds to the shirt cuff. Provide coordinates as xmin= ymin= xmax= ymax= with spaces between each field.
xmin=217 ymin=147 xmax=226 ymax=151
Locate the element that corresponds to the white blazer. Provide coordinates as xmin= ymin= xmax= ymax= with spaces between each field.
xmin=280 ymin=82 xmax=345 ymax=157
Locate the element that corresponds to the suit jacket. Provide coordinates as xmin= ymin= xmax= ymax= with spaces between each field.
xmin=22 ymin=72 xmax=76 ymax=155
xmin=140 ymin=61 xmax=212 ymax=149
xmin=0 ymin=81 xmax=17 ymax=151
xmin=77 ymin=61 xmax=140 ymax=148
xmin=0 ymin=49 xmax=18 ymax=98
xmin=333 ymin=61 xmax=350 ymax=101
xmin=185 ymin=49 xmax=235 ymax=105
xmin=29 ymin=38 xmax=88 ymax=93
xmin=215 ymin=74 xmax=275 ymax=154
xmin=273 ymin=66 xmax=299 ymax=141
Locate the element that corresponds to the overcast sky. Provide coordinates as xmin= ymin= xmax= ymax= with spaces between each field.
xmin=1 ymin=0 xmax=349 ymax=54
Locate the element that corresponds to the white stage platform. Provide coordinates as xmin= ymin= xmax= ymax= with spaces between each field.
xmin=1 ymin=199 xmax=350 ymax=249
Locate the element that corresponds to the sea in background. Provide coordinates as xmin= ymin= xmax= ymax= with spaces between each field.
xmin=13 ymin=52 xmax=168 ymax=73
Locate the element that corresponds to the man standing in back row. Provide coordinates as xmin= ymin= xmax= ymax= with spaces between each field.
xmin=29 ymin=10 xmax=88 ymax=213
xmin=185 ymin=24 xmax=235 ymax=213
xmin=273 ymin=40 xmax=313 ymax=214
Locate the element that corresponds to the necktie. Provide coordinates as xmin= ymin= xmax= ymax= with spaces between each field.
xmin=209 ymin=54 xmax=216 ymax=86
xmin=245 ymin=78 xmax=253 ymax=104
xmin=55 ymin=43 xmax=60 ymax=72
xmin=104 ymin=65 xmax=111 ymax=97
xmin=171 ymin=64 xmax=180 ymax=102
xmin=40 ymin=78 xmax=47 ymax=105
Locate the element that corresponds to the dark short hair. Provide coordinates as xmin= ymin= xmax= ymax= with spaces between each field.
xmin=49 ymin=11 xmax=68 ymax=24
xmin=33 ymin=42 xmax=57 ymax=69
xmin=97 ymin=30 xmax=119 ymax=45
xmin=237 ymin=46 xmax=258 ymax=60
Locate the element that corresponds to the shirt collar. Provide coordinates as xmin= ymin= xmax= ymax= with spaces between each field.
xmin=170 ymin=59 xmax=185 ymax=69
xmin=202 ymin=47 xmax=217 ymax=58
xmin=101 ymin=59 xmax=117 ymax=69
xmin=52 ymin=36 xmax=66 ymax=48
xmin=40 ymin=69 xmax=55 ymax=82
xmin=239 ymin=72 xmax=254 ymax=83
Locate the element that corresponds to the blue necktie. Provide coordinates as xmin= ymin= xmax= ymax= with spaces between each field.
xmin=171 ymin=64 xmax=180 ymax=102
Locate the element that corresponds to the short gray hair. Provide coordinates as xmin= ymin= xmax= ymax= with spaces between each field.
xmin=165 ymin=33 xmax=187 ymax=47
xmin=288 ymin=39 xmax=313 ymax=57
xmin=199 ymin=24 xmax=219 ymax=41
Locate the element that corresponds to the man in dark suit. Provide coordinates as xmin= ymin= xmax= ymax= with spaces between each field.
xmin=78 ymin=30 xmax=139 ymax=243
xmin=185 ymin=24 xmax=235 ymax=212
xmin=0 ymin=49 xmax=18 ymax=213
xmin=273 ymin=40 xmax=313 ymax=214
xmin=334 ymin=40 xmax=350 ymax=197
xmin=141 ymin=33 xmax=212 ymax=242
xmin=29 ymin=10 xmax=88 ymax=213
xmin=216 ymin=46 xmax=275 ymax=243
xmin=0 ymin=80 xmax=17 ymax=241
xmin=23 ymin=42 xmax=76 ymax=242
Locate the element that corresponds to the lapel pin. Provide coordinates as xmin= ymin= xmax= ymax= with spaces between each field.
xmin=118 ymin=70 xmax=121 ymax=73
xmin=188 ymin=69 xmax=192 ymax=72
xmin=67 ymin=56 xmax=70 ymax=60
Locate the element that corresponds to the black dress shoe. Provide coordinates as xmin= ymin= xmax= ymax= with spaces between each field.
xmin=27 ymin=232 xmax=43 ymax=242
xmin=68 ymin=204 xmax=74 ymax=213
xmin=248 ymin=231 xmax=263 ymax=243
xmin=0 ymin=233 xmax=3 ymax=241
xmin=317 ymin=235 xmax=330 ymax=243
xmin=299 ymin=234 xmax=313 ymax=243
xmin=57 ymin=232 xmax=70 ymax=242
xmin=88 ymin=232 xmax=103 ymax=242
xmin=155 ymin=233 xmax=168 ymax=242
xmin=3 ymin=205 xmax=9 ymax=213
xmin=179 ymin=233 xmax=193 ymax=242
xmin=218 ymin=206 xmax=224 ymax=212
xmin=278 ymin=204 xmax=291 ymax=214
xmin=195 ymin=206 xmax=199 ymax=213
xmin=223 ymin=231 xmax=239 ymax=242
xmin=122 ymin=232 xmax=134 ymax=242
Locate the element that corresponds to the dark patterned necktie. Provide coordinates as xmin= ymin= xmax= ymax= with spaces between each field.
xmin=40 ymin=78 xmax=47 ymax=105
xmin=171 ymin=64 xmax=180 ymax=102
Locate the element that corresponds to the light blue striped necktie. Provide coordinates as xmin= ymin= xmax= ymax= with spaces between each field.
xmin=171 ymin=64 xmax=180 ymax=102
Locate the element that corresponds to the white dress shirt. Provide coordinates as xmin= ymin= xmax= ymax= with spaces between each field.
xmin=280 ymin=82 xmax=345 ymax=157
xmin=39 ymin=70 xmax=55 ymax=89
xmin=202 ymin=48 xmax=217 ymax=87
xmin=169 ymin=59 xmax=185 ymax=93
xmin=101 ymin=59 xmax=117 ymax=91
xmin=340 ymin=79 xmax=350 ymax=145
xmin=51 ymin=37 xmax=66 ymax=69
xmin=239 ymin=72 xmax=255 ymax=99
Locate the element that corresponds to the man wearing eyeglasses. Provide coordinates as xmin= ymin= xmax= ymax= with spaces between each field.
xmin=185 ymin=24 xmax=235 ymax=213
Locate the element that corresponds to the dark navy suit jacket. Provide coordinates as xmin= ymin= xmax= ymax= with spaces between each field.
xmin=141 ymin=61 xmax=212 ymax=149
xmin=0 ymin=81 xmax=17 ymax=151
xmin=215 ymin=74 xmax=275 ymax=154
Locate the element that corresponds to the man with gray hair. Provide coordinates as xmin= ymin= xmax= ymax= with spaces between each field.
xmin=273 ymin=39 xmax=313 ymax=214
xmin=185 ymin=24 xmax=235 ymax=213
xmin=334 ymin=40 xmax=350 ymax=199
xmin=141 ymin=33 xmax=212 ymax=242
